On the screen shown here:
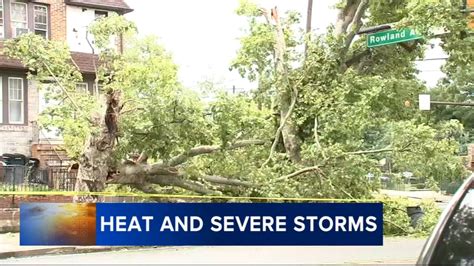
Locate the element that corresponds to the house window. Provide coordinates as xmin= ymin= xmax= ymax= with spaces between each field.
xmin=8 ymin=77 xmax=24 ymax=124
xmin=34 ymin=5 xmax=48 ymax=38
xmin=93 ymin=83 xmax=103 ymax=95
xmin=0 ymin=1 xmax=4 ymax=39
xmin=11 ymin=2 xmax=28 ymax=37
xmin=76 ymin=82 xmax=89 ymax=93
xmin=95 ymin=10 xmax=108 ymax=20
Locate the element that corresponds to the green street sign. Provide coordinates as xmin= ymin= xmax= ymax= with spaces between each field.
xmin=367 ymin=28 xmax=422 ymax=48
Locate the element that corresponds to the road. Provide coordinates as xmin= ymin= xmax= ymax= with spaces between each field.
xmin=2 ymin=237 xmax=426 ymax=264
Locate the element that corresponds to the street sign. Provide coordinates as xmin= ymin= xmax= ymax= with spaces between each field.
xmin=367 ymin=28 xmax=422 ymax=48
xmin=419 ymin=94 xmax=431 ymax=111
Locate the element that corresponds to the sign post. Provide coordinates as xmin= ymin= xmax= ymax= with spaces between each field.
xmin=367 ymin=28 xmax=422 ymax=48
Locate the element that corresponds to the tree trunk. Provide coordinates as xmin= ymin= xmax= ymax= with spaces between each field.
xmin=334 ymin=0 xmax=369 ymax=71
xmin=334 ymin=0 xmax=361 ymax=36
xmin=272 ymin=8 xmax=302 ymax=163
xmin=279 ymin=91 xmax=301 ymax=162
xmin=74 ymin=90 xmax=121 ymax=202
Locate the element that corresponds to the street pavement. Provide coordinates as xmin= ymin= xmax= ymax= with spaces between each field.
xmin=1 ymin=237 xmax=427 ymax=264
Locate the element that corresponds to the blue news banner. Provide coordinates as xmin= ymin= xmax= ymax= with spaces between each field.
xmin=98 ymin=203 xmax=383 ymax=246
xmin=20 ymin=203 xmax=383 ymax=246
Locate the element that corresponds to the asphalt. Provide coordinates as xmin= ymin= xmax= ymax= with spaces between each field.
xmin=0 ymin=233 xmax=135 ymax=260
xmin=1 ymin=237 xmax=428 ymax=264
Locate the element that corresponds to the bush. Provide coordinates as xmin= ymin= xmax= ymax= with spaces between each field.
xmin=415 ymin=183 xmax=426 ymax=189
xmin=380 ymin=196 xmax=441 ymax=237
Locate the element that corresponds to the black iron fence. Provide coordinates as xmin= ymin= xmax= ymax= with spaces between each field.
xmin=0 ymin=165 xmax=77 ymax=191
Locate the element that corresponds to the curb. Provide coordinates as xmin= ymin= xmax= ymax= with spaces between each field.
xmin=0 ymin=246 xmax=140 ymax=260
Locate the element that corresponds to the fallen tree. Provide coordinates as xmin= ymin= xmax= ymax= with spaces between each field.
xmin=107 ymin=140 xmax=266 ymax=194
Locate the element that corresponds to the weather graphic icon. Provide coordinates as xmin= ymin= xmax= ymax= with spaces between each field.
xmin=20 ymin=203 xmax=96 ymax=245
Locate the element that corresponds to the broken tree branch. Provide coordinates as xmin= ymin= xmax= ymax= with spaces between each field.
xmin=113 ymin=139 xmax=266 ymax=180
xmin=277 ymin=145 xmax=412 ymax=181
xmin=262 ymin=84 xmax=298 ymax=167
xmin=347 ymin=147 xmax=395 ymax=155
xmin=261 ymin=6 xmax=302 ymax=163
xmin=136 ymin=151 xmax=148 ymax=164
xmin=113 ymin=173 xmax=254 ymax=195
xmin=167 ymin=139 xmax=266 ymax=167
xmin=334 ymin=0 xmax=361 ymax=35
xmin=147 ymin=174 xmax=216 ymax=195
xmin=276 ymin=165 xmax=324 ymax=181
xmin=336 ymin=0 xmax=369 ymax=72
xmin=109 ymin=170 xmax=215 ymax=195
xmin=344 ymin=144 xmax=413 ymax=156
xmin=202 ymin=175 xmax=253 ymax=187
xmin=343 ymin=0 xmax=368 ymax=50
xmin=313 ymin=116 xmax=327 ymax=159
xmin=42 ymin=62 xmax=82 ymax=112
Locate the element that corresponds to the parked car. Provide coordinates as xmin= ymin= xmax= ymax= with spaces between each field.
xmin=417 ymin=175 xmax=474 ymax=265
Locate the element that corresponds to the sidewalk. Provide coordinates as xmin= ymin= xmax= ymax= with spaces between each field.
xmin=0 ymin=233 xmax=134 ymax=259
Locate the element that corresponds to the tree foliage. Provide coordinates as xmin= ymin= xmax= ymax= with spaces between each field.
xmin=229 ymin=0 xmax=470 ymax=198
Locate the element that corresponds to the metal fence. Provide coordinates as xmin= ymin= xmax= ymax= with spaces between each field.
xmin=0 ymin=165 xmax=77 ymax=191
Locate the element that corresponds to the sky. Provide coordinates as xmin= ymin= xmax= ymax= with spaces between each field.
xmin=125 ymin=0 xmax=445 ymax=91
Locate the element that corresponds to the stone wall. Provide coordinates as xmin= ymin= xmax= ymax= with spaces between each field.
xmin=0 ymin=195 xmax=73 ymax=232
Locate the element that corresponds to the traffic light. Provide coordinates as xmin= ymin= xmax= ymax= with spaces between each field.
xmin=467 ymin=0 xmax=474 ymax=29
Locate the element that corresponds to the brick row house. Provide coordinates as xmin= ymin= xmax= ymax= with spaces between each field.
xmin=0 ymin=0 xmax=132 ymax=167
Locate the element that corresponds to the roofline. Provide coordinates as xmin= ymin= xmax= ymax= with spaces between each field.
xmin=0 ymin=65 xmax=96 ymax=75
xmin=0 ymin=66 xmax=28 ymax=72
xmin=64 ymin=0 xmax=133 ymax=14
xmin=0 ymin=59 xmax=97 ymax=76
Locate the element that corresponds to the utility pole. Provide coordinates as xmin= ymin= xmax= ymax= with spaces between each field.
xmin=306 ymin=0 xmax=313 ymax=33
xmin=305 ymin=0 xmax=313 ymax=56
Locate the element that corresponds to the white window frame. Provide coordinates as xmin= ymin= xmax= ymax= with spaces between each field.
xmin=8 ymin=77 xmax=24 ymax=124
xmin=0 ymin=0 xmax=5 ymax=39
xmin=92 ymin=83 xmax=103 ymax=95
xmin=76 ymin=82 xmax=89 ymax=93
xmin=10 ymin=1 xmax=28 ymax=38
xmin=33 ymin=5 xmax=48 ymax=38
